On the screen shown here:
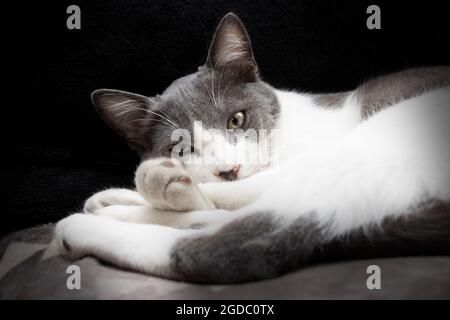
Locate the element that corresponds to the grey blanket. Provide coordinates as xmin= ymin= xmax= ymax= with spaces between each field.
xmin=1 ymin=224 xmax=449 ymax=299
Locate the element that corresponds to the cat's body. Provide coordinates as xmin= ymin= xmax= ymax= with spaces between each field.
xmin=51 ymin=14 xmax=450 ymax=283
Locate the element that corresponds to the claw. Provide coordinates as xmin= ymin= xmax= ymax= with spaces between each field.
xmin=175 ymin=176 xmax=192 ymax=185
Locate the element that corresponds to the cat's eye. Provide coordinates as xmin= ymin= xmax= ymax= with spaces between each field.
xmin=227 ymin=111 xmax=246 ymax=129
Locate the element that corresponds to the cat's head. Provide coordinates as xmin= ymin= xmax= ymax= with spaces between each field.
xmin=92 ymin=13 xmax=280 ymax=183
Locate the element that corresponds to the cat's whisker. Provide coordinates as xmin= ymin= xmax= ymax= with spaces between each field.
xmin=114 ymin=103 xmax=179 ymax=131
xmin=212 ymin=39 xmax=245 ymax=70
xmin=216 ymin=65 xmax=240 ymax=111
xmin=141 ymin=122 xmax=179 ymax=135
xmin=108 ymin=99 xmax=138 ymax=108
xmin=113 ymin=103 xmax=145 ymax=118
xmin=110 ymin=99 xmax=180 ymax=130
xmin=217 ymin=69 xmax=225 ymax=109
xmin=210 ymin=69 xmax=218 ymax=109
xmin=201 ymin=80 xmax=217 ymax=110
xmin=127 ymin=117 xmax=178 ymax=131
xmin=139 ymin=108 xmax=180 ymax=130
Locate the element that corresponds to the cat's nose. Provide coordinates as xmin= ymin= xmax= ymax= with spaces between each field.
xmin=216 ymin=165 xmax=240 ymax=181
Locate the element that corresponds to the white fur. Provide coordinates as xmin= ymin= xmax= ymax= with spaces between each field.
xmin=53 ymin=213 xmax=192 ymax=277
xmin=83 ymin=188 xmax=146 ymax=213
xmin=259 ymin=87 xmax=450 ymax=234
xmin=51 ymin=85 xmax=450 ymax=277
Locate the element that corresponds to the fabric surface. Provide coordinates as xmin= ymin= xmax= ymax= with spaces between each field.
xmin=1 ymin=224 xmax=449 ymax=300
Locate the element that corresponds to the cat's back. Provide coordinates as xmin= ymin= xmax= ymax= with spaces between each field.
xmin=356 ymin=66 xmax=450 ymax=119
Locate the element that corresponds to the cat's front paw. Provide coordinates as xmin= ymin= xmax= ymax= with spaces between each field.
xmin=135 ymin=158 xmax=215 ymax=211
xmin=53 ymin=214 xmax=98 ymax=260
xmin=84 ymin=188 xmax=146 ymax=214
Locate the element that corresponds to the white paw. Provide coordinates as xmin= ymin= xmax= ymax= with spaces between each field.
xmin=135 ymin=158 xmax=215 ymax=211
xmin=84 ymin=188 xmax=146 ymax=214
xmin=53 ymin=214 xmax=100 ymax=260
xmin=94 ymin=204 xmax=152 ymax=223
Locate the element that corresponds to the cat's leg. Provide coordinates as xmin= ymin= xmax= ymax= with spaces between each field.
xmin=135 ymin=158 xmax=215 ymax=211
xmin=51 ymin=210 xmax=299 ymax=283
xmin=53 ymin=189 xmax=450 ymax=285
xmin=84 ymin=188 xmax=146 ymax=214
xmin=52 ymin=213 xmax=195 ymax=277
xmin=53 ymin=203 xmax=450 ymax=284
xmin=51 ymin=209 xmax=242 ymax=278
xmin=93 ymin=204 xmax=232 ymax=228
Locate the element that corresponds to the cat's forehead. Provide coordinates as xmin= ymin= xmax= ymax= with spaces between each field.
xmin=151 ymin=66 xmax=279 ymax=140
xmin=161 ymin=72 xmax=200 ymax=97
xmin=159 ymin=67 xmax=271 ymax=110
xmin=159 ymin=69 xmax=244 ymax=118
xmin=161 ymin=68 xmax=238 ymax=100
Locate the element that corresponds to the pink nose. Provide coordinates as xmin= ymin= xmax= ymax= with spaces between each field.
xmin=216 ymin=165 xmax=240 ymax=181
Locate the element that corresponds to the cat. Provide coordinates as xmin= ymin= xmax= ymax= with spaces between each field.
xmin=50 ymin=13 xmax=450 ymax=283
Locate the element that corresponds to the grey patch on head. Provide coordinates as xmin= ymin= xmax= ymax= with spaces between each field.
xmin=169 ymin=201 xmax=450 ymax=284
xmin=311 ymin=91 xmax=351 ymax=109
xmin=357 ymin=66 xmax=450 ymax=119
xmin=90 ymin=13 xmax=280 ymax=162
xmin=145 ymin=67 xmax=280 ymax=159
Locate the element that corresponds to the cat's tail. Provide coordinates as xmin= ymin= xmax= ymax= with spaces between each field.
xmin=169 ymin=202 xmax=450 ymax=284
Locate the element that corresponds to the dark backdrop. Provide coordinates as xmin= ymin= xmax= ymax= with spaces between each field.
xmin=4 ymin=0 xmax=450 ymax=234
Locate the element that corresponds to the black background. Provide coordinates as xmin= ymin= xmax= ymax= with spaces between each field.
xmin=4 ymin=0 xmax=450 ymax=235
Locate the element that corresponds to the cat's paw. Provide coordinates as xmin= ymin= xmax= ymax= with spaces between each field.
xmin=53 ymin=214 xmax=99 ymax=260
xmin=135 ymin=158 xmax=215 ymax=211
xmin=94 ymin=204 xmax=155 ymax=223
xmin=84 ymin=188 xmax=146 ymax=214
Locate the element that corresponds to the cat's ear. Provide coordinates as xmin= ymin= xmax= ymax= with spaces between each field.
xmin=207 ymin=13 xmax=259 ymax=82
xmin=91 ymin=89 xmax=155 ymax=153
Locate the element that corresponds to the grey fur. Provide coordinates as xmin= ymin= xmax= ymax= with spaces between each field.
xmin=146 ymin=68 xmax=279 ymax=159
xmin=357 ymin=66 xmax=450 ymax=119
xmin=170 ymin=212 xmax=327 ymax=284
xmin=311 ymin=92 xmax=351 ymax=109
xmin=170 ymin=202 xmax=450 ymax=284
xmin=91 ymin=13 xmax=279 ymax=161
xmin=311 ymin=67 xmax=450 ymax=115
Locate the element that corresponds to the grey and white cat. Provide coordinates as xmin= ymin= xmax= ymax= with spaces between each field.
xmin=50 ymin=13 xmax=450 ymax=283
